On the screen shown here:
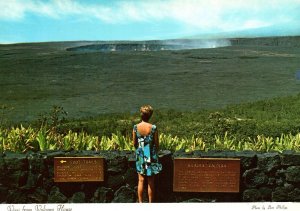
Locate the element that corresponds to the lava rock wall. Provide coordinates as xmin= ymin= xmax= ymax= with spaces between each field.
xmin=0 ymin=150 xmax=299 ymax=203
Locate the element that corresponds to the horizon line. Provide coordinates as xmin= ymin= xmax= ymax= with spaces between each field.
xmin=1 ymin=34 xmax=300 ymax=45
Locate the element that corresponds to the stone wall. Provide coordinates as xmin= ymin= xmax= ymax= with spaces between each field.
xmin=0 ymin=150 xmax=299 ymax=203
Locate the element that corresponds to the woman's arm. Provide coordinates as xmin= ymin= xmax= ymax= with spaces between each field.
xmin=133 ymin=129 xmax=138 ymax=148
xmin=154 ymin=129 xmax=159 ymax=152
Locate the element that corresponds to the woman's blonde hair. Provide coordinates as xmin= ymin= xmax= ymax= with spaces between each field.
xmin=140 ymin=105 xmax=153 ymax=121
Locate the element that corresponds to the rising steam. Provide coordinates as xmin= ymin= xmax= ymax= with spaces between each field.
xmin=161 ymin=39 xmax=231 ymax=50
xmin=66 ymin=39 xmax=231 ymax=52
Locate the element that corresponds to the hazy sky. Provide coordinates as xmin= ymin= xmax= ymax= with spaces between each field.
xmin=1 ymin=0 xmax=300 ymax=43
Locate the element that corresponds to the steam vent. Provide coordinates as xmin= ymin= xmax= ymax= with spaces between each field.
xmin=66 ymin=39 xmax=231 ymax=52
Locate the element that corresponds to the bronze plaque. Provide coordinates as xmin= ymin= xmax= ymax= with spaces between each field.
xmin=54 ymin=157 xmax=104 ymax=182
xmin=173 ymin=158 xmax=240 ymax=192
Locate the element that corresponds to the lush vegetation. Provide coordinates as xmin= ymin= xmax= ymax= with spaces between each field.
xmin=1 ymin=93 xmax=300 ymax=153
xmin=1 ymin=125 xmax=300 ymax=153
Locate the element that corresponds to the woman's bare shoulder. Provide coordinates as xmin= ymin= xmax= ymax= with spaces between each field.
xmin=136 ymin=122 xmax=153 ymax=135
xmin=137 ymin=122 xmax=152 ymax=127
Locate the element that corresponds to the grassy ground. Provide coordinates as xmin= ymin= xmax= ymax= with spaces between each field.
xmin=1 ymin=37 xmax=300 ymax=125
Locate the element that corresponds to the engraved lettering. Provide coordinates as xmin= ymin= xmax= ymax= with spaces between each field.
xmin=54 ymin=157 xmax=104 ymax=182
xmin=173 ymin=158 xmax=240 ymax=192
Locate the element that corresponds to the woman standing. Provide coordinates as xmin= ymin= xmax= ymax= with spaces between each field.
xmin=133 ymin=105 xmax=162 ymax=203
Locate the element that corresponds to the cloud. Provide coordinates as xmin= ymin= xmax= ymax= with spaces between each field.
xmin=156 ymin=0 xmax=300 ymax=32
xmin=1 ymin=0 xmax=300 ymax=33
xmin=0 ymin=0 xmax=27 ymax=20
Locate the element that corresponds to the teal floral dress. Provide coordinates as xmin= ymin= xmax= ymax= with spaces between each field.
xmin=134 ymin=124 xmax=162 ymax=176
